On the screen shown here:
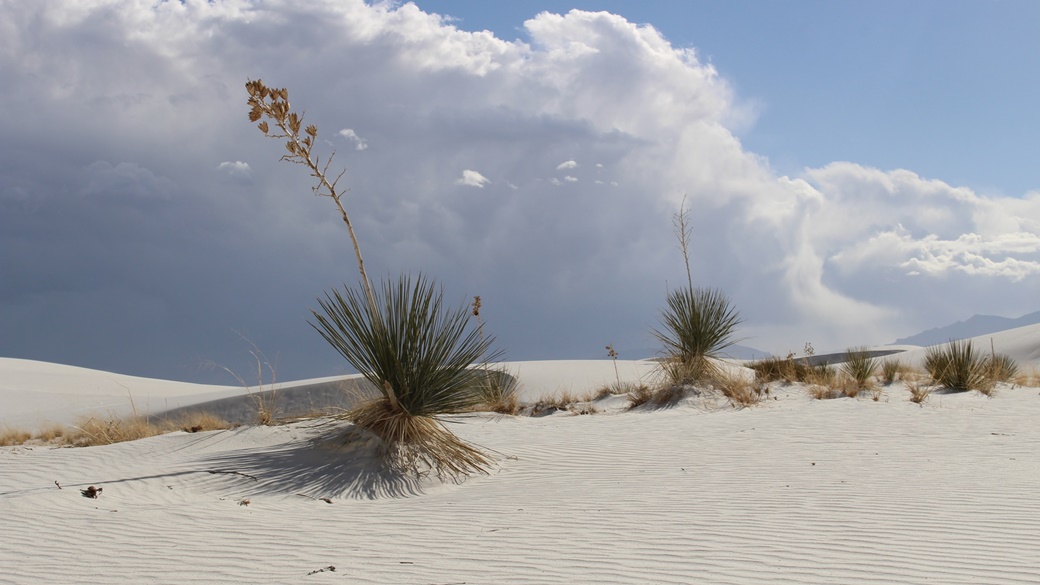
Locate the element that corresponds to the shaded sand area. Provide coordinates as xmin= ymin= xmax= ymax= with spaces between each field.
xmin=3 ymin=380 xmax=1039 ymax=583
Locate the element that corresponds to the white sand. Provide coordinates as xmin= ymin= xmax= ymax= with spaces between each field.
xmin=2 ymin=327 xmax=1040 ymax=584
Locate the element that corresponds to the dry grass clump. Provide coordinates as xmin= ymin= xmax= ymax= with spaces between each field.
xmin=714 ymin=375 xmax=765 ymax=408
xmin=473 ymin=367 xmax=520 ymax=415
xmin=924 ymin=340 xmax=994 ymax=394
xmin=525 ymin=389 xmax=605 ymax=416
xmin=348 ymin=398 xmax=492 ymax=478
xmin=68 ymin=416 xmax=167 ymax=446
xmin=0 ymin=428 xmax=32 ymax=447
xmin=1012 ymin=366 xmax=1040 ymax=387
xmin=985 ymin=352 xmax=1019 ymax=383
xmin=176 ymin=411 xmax=234 ymax=433
xmin=0 ymin=412 xmax=234 ymax=448
xmin=751 ymin=353 xmax=834 ymax=387
xmin=808 ymin=384 xmax=842 ymax=400
xmin=749 ymin=354 xmax=805 ymax=383
xmin=906 ymin=378 xmax=933 ymax=404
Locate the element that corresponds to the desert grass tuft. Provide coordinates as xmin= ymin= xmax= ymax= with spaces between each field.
xmin=714 ymin=374 xmax=764 ymax=408
xmin=0 ymin=428 xmax=32 ymax=446
xmin=473 ymin=367 xmax=521 ymax=415
xmin=68 ymin=415 xmax=167 ymax=446
xmin=907 ymin=378 xmax=933 ymax=404
xmin=808 ymin=384 xmax=842 ymax=400
xmin=176 ymin=411 xmax=233 ymax=433
xmin=1012 ymin=366 xmax=1040 ymax=387
xmin=924 ymin=339 xmax=993 ymax=394
xmin=985 ymin=352 xmax=1019 ymax=383
xmin=750 ymin=353 xmax=805 ymax=383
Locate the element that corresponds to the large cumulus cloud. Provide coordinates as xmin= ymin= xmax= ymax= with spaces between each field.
xmin=0 ymin=0 xmax=1037 ymax=381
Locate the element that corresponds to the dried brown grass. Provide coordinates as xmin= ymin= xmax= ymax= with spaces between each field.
xmin=346 ymin=397 xmax=491 ymax=479
xmin=0 ymin=411 xmax=234 ymax=448
xmin=714 ymin=375 xmax=765 ymax=408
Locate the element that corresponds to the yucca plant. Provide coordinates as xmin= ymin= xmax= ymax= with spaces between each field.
xmin=249 ymin=80 xmax=499 ymax=478
xmin=924 ymin=339 xmax=992 ymax=393
xmin=654 ymin=196 xmax=741 ymax=386
xmin=653 ymin=286 xmax=742 ymax=384
xmin=881 ymin=358 xmax=903 ymax=385
xmin=841 ymin=346 xmax=878 ymax=391
xmin=311 ymin=275 xmax=497 ymax=478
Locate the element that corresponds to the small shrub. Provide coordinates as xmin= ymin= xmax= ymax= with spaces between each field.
xmin=841 ymin=347 xmax=878 ymax=390
xmin=924 ymin=339 xmax=993 ymax=393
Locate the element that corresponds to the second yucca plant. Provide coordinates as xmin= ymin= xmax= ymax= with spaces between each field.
xmin=654 ymin=196 xmax=741 ymax=385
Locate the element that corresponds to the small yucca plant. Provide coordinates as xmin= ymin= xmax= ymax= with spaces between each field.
xmin=924 ymin=339 xmax=993 ymax=393
xmin=841 ymin=346 xmax=878 ymax=391
xmin=654 ymin=286 xmax=742 ymax=385
xmin=881 ymin=359 xmax=903 ymax=385
xmin=311 ymin=274 xmax=497 ymax=478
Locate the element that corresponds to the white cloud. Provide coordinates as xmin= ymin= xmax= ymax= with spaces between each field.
xmin=564 ymin=176 xmax=577 ymax=182
xmin=338 ymin=128 xmax=368 ymax=150
xmin=216 ymin=161 xmax=252 ymax=177
xmin=556 ymin=160 xmax=578 ymax=170
xmin=457 ymin=169 xmax=490 ymax=188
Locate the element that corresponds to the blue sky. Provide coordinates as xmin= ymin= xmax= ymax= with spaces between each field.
xmin=1 ymin=0 xmax=1039 ymax=382
xmin=423 ymin=0 xmax=1040 ymax=195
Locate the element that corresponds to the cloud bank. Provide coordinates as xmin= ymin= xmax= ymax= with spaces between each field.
xmin=1 ymin=0 xmax=1037 ymax=381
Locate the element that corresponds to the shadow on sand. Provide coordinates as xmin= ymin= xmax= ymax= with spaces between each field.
xmin=191 ymin=426 xmax=429 ymax=499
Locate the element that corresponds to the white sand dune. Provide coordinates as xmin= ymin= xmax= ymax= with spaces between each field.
xmin=2 ymin=346 xmax=1040 ymax=584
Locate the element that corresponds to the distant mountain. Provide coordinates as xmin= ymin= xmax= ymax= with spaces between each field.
xmin=894 ymin=310 xmax=1040 ymax=347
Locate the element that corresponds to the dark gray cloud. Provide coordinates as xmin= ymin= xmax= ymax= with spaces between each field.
xmin=1 ymin=1 xmax=1037 ymax=382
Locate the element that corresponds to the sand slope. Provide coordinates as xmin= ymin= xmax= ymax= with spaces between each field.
xmin=3 ymin=382 xmax=1039 ymax=584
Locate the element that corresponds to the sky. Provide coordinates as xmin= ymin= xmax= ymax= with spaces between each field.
xmin=2 ymin=0 xmax=1039 ymax=383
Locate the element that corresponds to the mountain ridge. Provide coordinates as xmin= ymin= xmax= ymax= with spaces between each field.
xmin=894 ymin=310 xmax=1040 ymax=347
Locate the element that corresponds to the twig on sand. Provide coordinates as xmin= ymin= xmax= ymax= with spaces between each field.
xmin=307 ymin=566 xmax=336 ymax=575
xmin=206 ymin=469 xmax=258 ymax=481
